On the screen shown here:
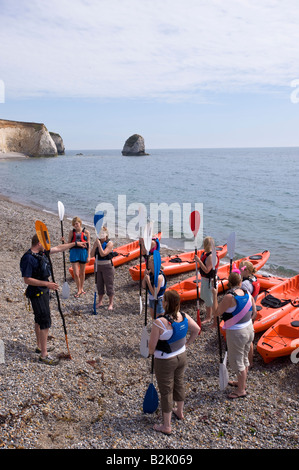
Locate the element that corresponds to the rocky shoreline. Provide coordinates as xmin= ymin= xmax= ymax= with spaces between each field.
xmin=0 ymin=195 xmax=298 ymax=450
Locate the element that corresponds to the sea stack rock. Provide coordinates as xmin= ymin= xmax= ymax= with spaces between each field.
xmin=0 ymin=119 xmax=60 ymax=157
xmin=50 ymin=132 xmax=65 ymax=155
xmin=122 ymin=134 xmax=149 ymax=156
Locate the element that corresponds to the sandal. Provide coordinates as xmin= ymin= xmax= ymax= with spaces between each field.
xmin=39 ymin=355 xmax=59 ymax=366
xmin=228 ymin=392 xmax=247 ymax=399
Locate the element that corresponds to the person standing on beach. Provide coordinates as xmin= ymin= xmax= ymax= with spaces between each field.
xmin=148 ymin=290 xmax=200 ymax=435
xmin=143 ymin=255 xmax=167 ymax=319
xmin=212 ymin=271 xmax=256 ymax=398
xmin=67 ymin=216 xmax=90 ymax=298
xmin=90 ymin=227 xmax=115 ymax=310
xmin=194 ymin=236 xmax=219 ymax=324
xmin=20 ymin=234 xmax=86 ymax=365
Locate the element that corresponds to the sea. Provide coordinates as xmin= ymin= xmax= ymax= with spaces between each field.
xmin=0 ymin=147 xmax=298 ymax=277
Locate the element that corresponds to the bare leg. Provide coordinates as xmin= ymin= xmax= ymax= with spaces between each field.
xmin=153 ymin=411 xmax=172 ymax=435
xmin=108 ymin=295 xmax=114 ymax=310
xmin=202 ymin=306 xmax=213 ymax=324
xmin=173 ymin=401 xmax=184 ymax=420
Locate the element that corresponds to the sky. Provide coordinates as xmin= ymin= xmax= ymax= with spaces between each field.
xmin=1 ymin=0 xmax=299 ymax=150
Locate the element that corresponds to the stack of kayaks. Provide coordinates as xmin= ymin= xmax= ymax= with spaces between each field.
xmin=255 ymin=275 xmax=299 ymax=363
xmin=69 ymin=233 xmax=162 ymax=279
xmin=128 ymin=244 xmax=228 ymax=281
xmin=253 ymin=275 xmax=299 ymax=333
xmin=257 ymin=308 xmax=299 ymax=363
xmin=167 ymin=250 xmax=270 ymax=302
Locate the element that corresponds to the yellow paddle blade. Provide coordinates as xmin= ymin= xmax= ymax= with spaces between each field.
xmin=35 ymin=220 xmax=51 ymax=251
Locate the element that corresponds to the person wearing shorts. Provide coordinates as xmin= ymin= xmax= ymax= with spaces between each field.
xmin=20 ymin=233 xmax=86 ymax=365
xmin=212 ymin=271 xmax=256 ymax=398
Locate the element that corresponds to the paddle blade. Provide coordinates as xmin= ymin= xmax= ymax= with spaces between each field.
xmin=57 ymin=201 xmax=65 ymax=221
xmin=35 ymin=220 xmax=51 ymax=251
xmin=143 ymin=382 xmax=159 ymax=414
xmin=227 ymin=232 xmax=236 ymax=260
xmin=143 ymin=221 xmax=153 ymax=253
xmin=189 ymin=211 xmax=200 ymax=238
xmin=62 ymin=281 xmax=70 ymax=299
xmin=219 ymin=362 xmax=229 ymax=391
xmin=140 ymin=326 xmax=149 ymax=358
xmin=94 ymin=210 xmax=105 ymax=236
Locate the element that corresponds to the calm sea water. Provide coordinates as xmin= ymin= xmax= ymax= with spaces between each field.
xmin=0 ymin=147 xmax=298 ymax=276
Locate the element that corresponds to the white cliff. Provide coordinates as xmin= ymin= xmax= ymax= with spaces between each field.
xmin=0 ymin=119 xmax=63 ymax=157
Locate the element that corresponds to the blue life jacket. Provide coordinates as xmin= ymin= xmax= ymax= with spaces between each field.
xmin=222 ymin=288 xmax=252 ymax=328
xmin=149 ymin=271 xmax=167 ymax=297
xmin=156 ymin=312 xmax=188 ymax=354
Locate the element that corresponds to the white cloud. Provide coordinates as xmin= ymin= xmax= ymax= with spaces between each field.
xmin=1 ymin=0 xmax=299 ymax=101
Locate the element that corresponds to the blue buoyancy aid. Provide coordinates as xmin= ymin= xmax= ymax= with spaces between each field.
xmin=222 ymin=288 xmax=252 ymax=329
xmin=156 ymin=312 xmax=188 ymax=354
xmin=149 ymin=271 xmax=167 ymax=297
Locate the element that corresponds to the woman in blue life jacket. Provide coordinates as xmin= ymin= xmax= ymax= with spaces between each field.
xmin=142 ymin=255 xmax=166 ymax=319
xmin=90 ymin=226 xmax=114 ymax=310
xmin=67 ymin=216 xmax=90 ymax=297
xmin=212 ymin=271 xmax=257 ymax=399
xmin=148 ymin=290 xmax=200 ymax=435
xmin=194 ymin=236 xmax=218 ymax=325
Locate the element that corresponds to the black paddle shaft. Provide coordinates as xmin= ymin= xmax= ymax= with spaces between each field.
xmin=46 ymin=251 xmax=68 ymax=336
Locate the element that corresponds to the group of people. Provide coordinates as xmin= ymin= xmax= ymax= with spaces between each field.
xmin=20 ymin=224 xmax=258 ymax=435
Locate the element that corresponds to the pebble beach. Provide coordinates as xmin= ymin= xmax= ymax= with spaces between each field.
xmin=0 ymin=194 xmax=298 ymax=452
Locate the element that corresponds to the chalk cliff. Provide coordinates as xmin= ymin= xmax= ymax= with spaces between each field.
xmin=0 ymin=119 xmax=64 ymax=157
xmin=122 ymin=134 xmax=149 ymax=156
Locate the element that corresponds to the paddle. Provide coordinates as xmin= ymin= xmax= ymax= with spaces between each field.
xmin=93 ymin=210 xmax=104 ymax=315
xmin=189 ymin=210 xmax=201 ymax=332
xmin=140 ymin=220 xmax=153 ymax=358
xmin=35 ymin=220 xmax=72 ymax=359
xmin=138 ymin=206 xmax=146 ymax=315
xmin=227 ymin=232 xmax=236 ymax=274
xmin=143 ymin=250 xmax=160 ymax=414
xmin=212 ymin=241 xmax=228 ymax=391
xmin=57 ymin=201 xmax=70 ymax=299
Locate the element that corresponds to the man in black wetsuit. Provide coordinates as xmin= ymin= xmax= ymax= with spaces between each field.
xmin=20 ymin=234 xmax=86 ymax=365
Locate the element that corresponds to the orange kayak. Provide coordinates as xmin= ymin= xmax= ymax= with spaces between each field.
xmin=167 ymin=250 xmax=270 ymax=302
xmin=253 ymin=275 xmax=299 ymax=333
xmin=256 ymin=273 xmax=287 ymax=291
xmin=69 ymin=233 xmax=162 ymax=279
xmin=257 ymin=308 xmax=299 ymax=363
xmin=128 ymin=244 xmax=228 ymax=281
